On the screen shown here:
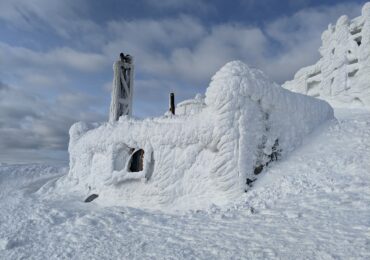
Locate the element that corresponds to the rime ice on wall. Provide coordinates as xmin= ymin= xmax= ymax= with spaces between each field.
xmin=60 ymin=61 xmax=333 ymax=210
xmin=283 ymin=2 xmax=370 ymax=107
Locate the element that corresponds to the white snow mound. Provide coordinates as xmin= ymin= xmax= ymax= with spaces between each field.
xmin=283 ymin=2 xmax=370 ymax=107
xmin=54 ymin=61 xmax=333 ymax=210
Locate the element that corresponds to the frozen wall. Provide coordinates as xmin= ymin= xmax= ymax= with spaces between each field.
xmin=57 ymin=61 xmax=333 ymax=210
xmin=283 ymin=2 xmax=370 ymax=107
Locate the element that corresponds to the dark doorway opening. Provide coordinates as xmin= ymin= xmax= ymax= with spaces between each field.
xmin=129 ymin=149 xmax=144 ymax=172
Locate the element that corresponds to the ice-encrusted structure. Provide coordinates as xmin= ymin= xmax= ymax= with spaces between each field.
xmin=61 ymin=61 xmax=333 ymax=210
xmin=283 ymin=2 xmax=370 ymax=107
xmin=109 ymin=54 xmax=134 ymax=121
xmin=176 ymin=93 xmax=206 ymax=116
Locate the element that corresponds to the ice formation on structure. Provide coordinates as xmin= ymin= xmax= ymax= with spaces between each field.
xmin=283 ymin=2 xmax=370 ymax=107
xmin=109 ymin=54 xmax=134 ymax=122
xmin=176 ymin=93 xmax=206 ymax=116
xmin=59 ymin=60 xmax=333 ymax=210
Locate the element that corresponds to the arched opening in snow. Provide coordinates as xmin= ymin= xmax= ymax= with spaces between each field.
xmin=128 ymin=149 xmax=144 ymax=172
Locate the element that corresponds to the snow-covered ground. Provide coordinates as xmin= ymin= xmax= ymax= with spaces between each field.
xmin=0 ymin=107 xmax=369 ymax=259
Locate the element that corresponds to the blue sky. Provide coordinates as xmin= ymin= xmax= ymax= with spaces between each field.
xmin=0 ymin=0 xmax=367 ymax=164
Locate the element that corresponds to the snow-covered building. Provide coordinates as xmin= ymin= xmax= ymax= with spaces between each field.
xmin=283 ymin=2 xmax=370 ymax=107
xmin=60 ymin=60 xmax=333 ymax=210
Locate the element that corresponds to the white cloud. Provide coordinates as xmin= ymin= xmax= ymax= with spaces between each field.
xmin=0 ymin=0 xmax=365 ymax=163
xmin=168 ymin=25 xmax=267 ymax=83
xmin=0 ymin=83 xmax=105 ymax=163
xmin=0 ymin=43 xmax=107 ymax=73
xmin=0 ymin=80 xmax=9 ymax=91
xmin=102 ymin=19 xmax=267 ymax=84
xmin=143 ymin=0 xmax=211 ymax=12
xmin=100 ymin=2 xmax=362 ymax=86
xmin=0 ymin=0 xmax=96 ymax=38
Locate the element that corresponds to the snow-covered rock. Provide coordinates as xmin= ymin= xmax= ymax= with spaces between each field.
xmin=283 ymin=2 xmax=370 ymax=107
xmin=58 ymin=61 xmax=333 ymax=210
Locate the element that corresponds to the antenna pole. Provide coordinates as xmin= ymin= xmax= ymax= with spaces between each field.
xmin=169 ymin=93 xmax=175 ymax=115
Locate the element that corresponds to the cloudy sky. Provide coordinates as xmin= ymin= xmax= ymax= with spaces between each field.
xmin=0 ymin=0 xmax=366 ymax=164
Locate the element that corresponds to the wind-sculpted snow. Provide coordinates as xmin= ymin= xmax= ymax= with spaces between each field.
xmin=283 ymin=2 xmax=370 ymax=107
xmin=54 ymin=61 xmax=333 ymax=210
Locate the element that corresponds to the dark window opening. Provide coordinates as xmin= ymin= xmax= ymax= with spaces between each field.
xmin=332 ymin=48 xmax=335 ymax=54
xmin=129 ymin=149 xmax=144 ymax=172
xmin=355 ymin=36 xmax=362 ymax=46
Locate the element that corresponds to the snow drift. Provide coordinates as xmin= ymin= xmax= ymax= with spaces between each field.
xmin=56 ymin=61 xmax=333 ymax=210
xmin=283 ymin=2 xmax=370 ymax=107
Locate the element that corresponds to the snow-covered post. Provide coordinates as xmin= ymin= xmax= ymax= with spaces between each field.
xmin=169 ymin=93 xmax=175 ymax=115
xmin=109 ymin=53 xmax=134 ymax=122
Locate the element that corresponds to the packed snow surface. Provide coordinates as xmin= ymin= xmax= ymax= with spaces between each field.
xmin=283 ymin=2 xmax=370 ymax=107
xmin=59 ymin=61 xmax=333 ymax=210
xmin=0 ymin=108 xmax=369 ymax=259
